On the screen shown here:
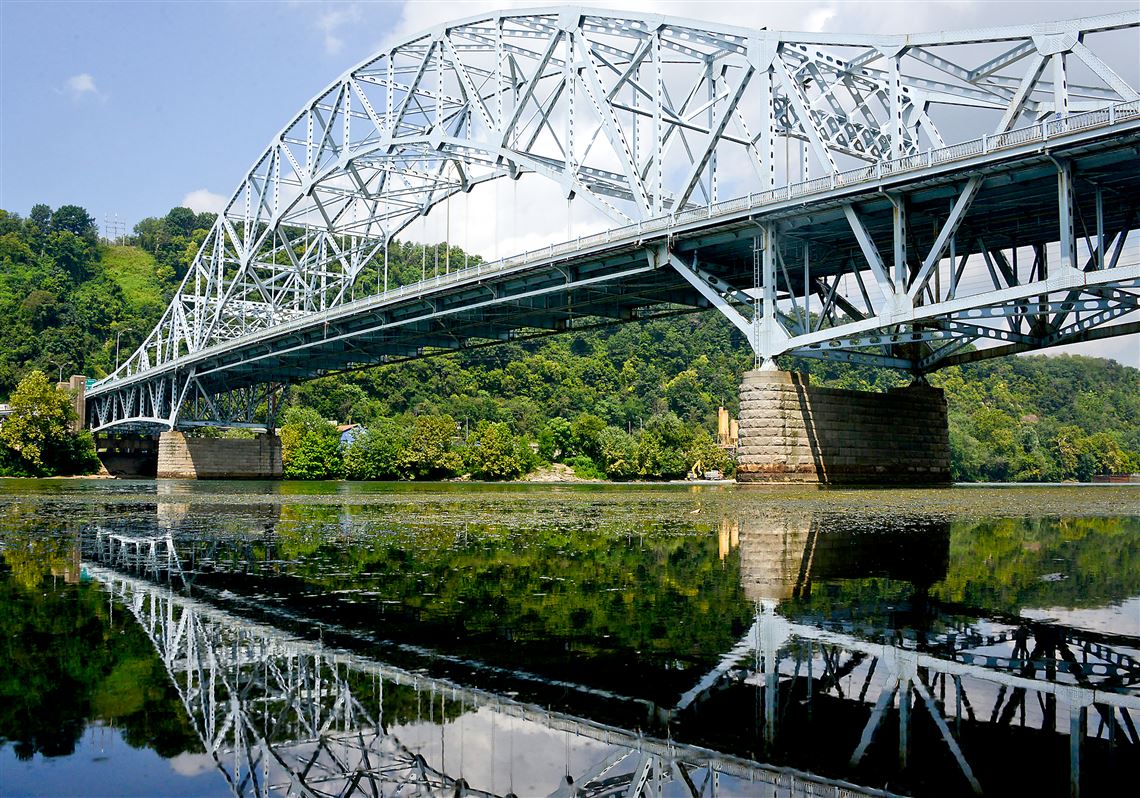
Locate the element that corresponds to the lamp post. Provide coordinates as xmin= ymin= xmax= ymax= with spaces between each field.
xmin=49 ymin=360 xmax=72 ymax=383
xmin=115 ymin=328 xmax=133 ymax=370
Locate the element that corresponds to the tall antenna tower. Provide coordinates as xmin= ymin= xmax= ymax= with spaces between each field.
xmin=103 ymin=212 xmax=127 ymax=244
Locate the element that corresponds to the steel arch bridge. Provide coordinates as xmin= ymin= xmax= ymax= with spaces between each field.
xmin=87 ymin=7 xmax=1140 ymax=431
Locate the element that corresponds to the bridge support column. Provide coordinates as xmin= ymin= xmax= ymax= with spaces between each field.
xmin=735 ymin=370 xmax=950 ymax=485
xmin=157 ymin=431 xmax=282 ymax=479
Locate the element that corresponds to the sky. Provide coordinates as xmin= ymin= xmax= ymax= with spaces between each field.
xmin=1 ymin=0 xmax=1137 ymax=365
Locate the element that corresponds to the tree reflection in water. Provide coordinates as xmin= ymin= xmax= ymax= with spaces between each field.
xmin=0 ymin=486 xmax=1136 ymax=797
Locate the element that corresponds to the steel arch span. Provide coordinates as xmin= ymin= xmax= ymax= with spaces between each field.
xmin=88 ymin=7 xmax=1140 ymax=431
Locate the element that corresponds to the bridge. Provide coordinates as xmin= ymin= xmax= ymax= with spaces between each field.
xmin=82 ymin=7 xmax=1140 ymax=481
xmin=80 ymin=514 xmax=1140 ymax=797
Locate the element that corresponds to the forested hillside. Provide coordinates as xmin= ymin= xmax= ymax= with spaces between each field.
xmin=1 ymin=203 xmax=1137 ymax=481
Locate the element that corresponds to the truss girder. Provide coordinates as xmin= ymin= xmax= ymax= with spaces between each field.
xmin=84 ymin=536 xmax=1140 ymax=798
xmin=88 ymin=9 xmax=1140 ymax=428
xmin=84 ymin=557 xmax=881 ymax=798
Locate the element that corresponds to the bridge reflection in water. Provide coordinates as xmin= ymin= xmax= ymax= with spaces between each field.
xmin=83 ymin=508 xmax=1138 ymax=798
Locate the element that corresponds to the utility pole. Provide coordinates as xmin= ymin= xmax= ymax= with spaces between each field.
xmin=115 ymin=328 xmax=133 ymax=369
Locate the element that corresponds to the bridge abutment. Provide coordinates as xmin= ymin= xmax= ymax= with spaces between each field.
xmin=735 ymin=370 xmax=950 ymax=485
xmin=156 ymin=431 xmax=283 ymax=479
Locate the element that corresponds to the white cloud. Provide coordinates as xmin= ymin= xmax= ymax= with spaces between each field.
xmin=802 ymin=6 xmax=838 ymax=33
xmin=316 ymin=3 xmax=363 ymax=55
xmin=181 ymin=188 xmax=228 ymax=215
xmin=167 ymin=752 xmax=216 ymax=777
xmin=64 ymin=72 xmax=104 ymax=102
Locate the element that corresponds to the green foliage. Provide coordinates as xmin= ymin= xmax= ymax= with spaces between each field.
xmin=400 ymin=415 xmax=463 ymax=479
xmin=0 ymin=371 xmax=98 ymax=476
xmin=686 ymin=429 xmax=734 ymax=477
xmin=637 ymin=412 xmax=693 ymax=479
xmin=343 ymin=419 xmax=410 ymax=480
xmin=0 ymin=536 xmax=201 ymax=760
xmin=464 ymin=420 xmax=534 ymax=480
xmin=101 ymin=245 xmax=164 ymax=315
xmin=537 ymin=417 xmax=573 ymax=462
xmin=596 ymin=426 xmax=640 ymax=479
xmin=925 ymin=357 xmax=1140 ymax=482
xmin=284 ymin=434 xmax=344 ymax=480
xmin=570 ymin=413 xmax=606 ymax=461
xmin=564 ymin=454 xmax=605 ymax=480
xmin=280 ymin=407 xmax=342 ymax=479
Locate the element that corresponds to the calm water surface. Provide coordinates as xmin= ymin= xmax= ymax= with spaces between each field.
xmin=0 ymin=480 xmax=1137 ymax=797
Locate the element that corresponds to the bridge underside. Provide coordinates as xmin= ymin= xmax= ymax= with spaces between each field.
xmin=87 ymin=122 xmax=1140 ymax=437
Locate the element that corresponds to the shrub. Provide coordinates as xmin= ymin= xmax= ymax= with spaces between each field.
xmin=343 ymin=418 xmax=410 ymax=480
xmin=465 ymin=420 xmax=533 ymax=480
xmin=400 ymin=415 xmax=463 ymax=479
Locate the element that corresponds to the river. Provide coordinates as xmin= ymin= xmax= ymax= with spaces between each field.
xmin=0 ymin=480 xmax=1137 ymax=797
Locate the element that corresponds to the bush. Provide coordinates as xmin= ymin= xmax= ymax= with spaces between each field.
xmin=344 ymin=419 xmax=410 ymax=480
xmin=465 ymin=420 xmax=533 ymax=480
xmin=564 ymin=454 xmax=605 ymax=480
xmin=280 ymin=406 xmax=342 ymax=479
xmin=400 ymin=415 xmax=463 ymax=479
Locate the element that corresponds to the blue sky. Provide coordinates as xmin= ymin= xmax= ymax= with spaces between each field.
xmin=2 ymin=0 xmax=1137 ymax=364
xmin=5 ymin=0 xmax=1137 ymax=226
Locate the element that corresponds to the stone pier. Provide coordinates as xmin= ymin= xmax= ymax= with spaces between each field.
xmin=736 ymin=370 xmax=950 ymax=485
xmin=156 ymin=431 xmax=283 ymax=479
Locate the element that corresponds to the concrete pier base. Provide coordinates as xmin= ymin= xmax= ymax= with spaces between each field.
xmin=735 ymin=370 xmax=950 ymax=485
xmin=156 ymin=431 xmax=283 ymax=479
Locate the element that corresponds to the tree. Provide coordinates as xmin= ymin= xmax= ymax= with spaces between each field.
xmin=685 ymin=429 xmax=734 ymax=477
xmin=49 ymin=205 xmax=98 ymax=243
xmin=280 ymin=407 xmax=342 ymax=479
xmin=0 ymin=370 xmax=98 ymax=476
xmin=132 ymin=217 xmax=168 ymax=255
xmin=537 ymin=417 xmax=573 ymax=462
xmin=344 ymin=419 xmax=410 ymax=480
xmin=400 ymin=415 xmax=462 ymax=479
xmin=596 ymin=426 xmax=639 ymax=479
xmin=637 ymin=412 xmax=693 ymax=479
xmin=570 ymin=413 xmax=606 ymax=461
xmin=465 ymin=420 xmax=532 ymax=480
xmin=28 ymin=204 xmax=51 ymax=231
xmin=163 ymin=207 xmax=198 ymax=237
xmin=46 ymin=230 xmax=95 ymax=281
xmin=283 ymin=433 xmax=343 ymax=479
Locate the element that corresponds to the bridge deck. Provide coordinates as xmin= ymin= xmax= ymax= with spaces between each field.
xmin=87 ymin=107 xmax=1140 ymax=430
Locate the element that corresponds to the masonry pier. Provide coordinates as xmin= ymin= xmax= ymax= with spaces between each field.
xmin=156 ymin=431 xmax=282 ymax=479
xmin=735 ymin=370 xmax=951 ymax=485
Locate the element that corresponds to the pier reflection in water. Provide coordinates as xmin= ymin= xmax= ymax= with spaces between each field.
xmin=1 ymin=484 xmax=1137 ymax=797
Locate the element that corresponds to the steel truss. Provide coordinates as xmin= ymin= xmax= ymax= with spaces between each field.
xmin=88 ymin=8 xmax=1140 ymax=429
xmin=84 ymin=538 xmax=897 ymax=798
xmin=84 ymin=529 xmax=1140 ymax=797
xmin=678 ymin=604 xmax=1140 ymax=796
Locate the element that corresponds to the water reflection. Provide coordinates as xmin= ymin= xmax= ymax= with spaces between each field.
xmin=0 ymin=485 xmax=1137 ymax=797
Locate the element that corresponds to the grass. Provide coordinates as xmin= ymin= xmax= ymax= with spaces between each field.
xmin=101 ymin=245 xmax=163 ymax=311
